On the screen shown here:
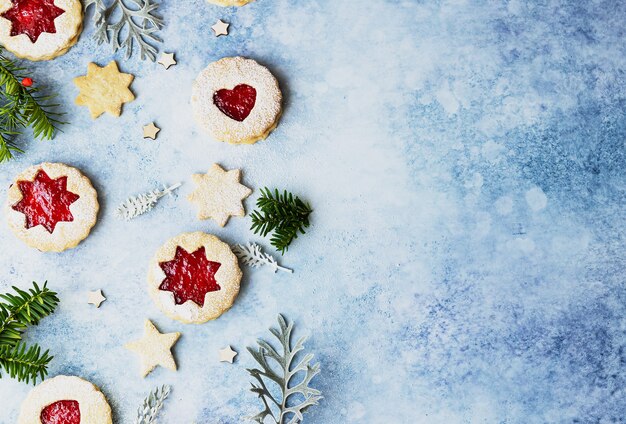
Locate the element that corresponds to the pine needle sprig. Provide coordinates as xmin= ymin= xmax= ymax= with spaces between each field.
xmin=134 ymin=385 xmax=171 ymax=424
xmin=0 ymin=282 xmax=58 ymax=384
xmin=0 ymin=343 xmax=52 ymax=385
xmin=250 ymin=188 xmax=313 ymax=255
xmin=232 ymin=243 xmax=293 ymax=274
xmin=247 ymin=315 xmax=322 ymax=424
xmin=85 ymin=0 xmax=164 ymax=61
xmin=115 ymin=183 xmax=181 ymax=220
xmin=0 ymin=282 xmax=59 ymax=347
xmin=0 ymin=51 xmax=64 ymax=163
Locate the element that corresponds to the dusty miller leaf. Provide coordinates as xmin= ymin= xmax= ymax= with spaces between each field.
xmin=247 ymin=315 xmax=322 ymax=423
xmin=84 ymin=0 xmax=164 ymax=61
xmin=134 ymin=385 xmax=171 ymax=424
xmin=232 ymin=243 xmax=293 ymax=274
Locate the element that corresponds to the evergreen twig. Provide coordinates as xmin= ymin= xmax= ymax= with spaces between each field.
xmin=0 ymin=50 xmax=63 ymax=163
xmin=0 ymin=282 xmax=59 ymax=384
xmin=250 ymin=188 xmax=313 ymax=255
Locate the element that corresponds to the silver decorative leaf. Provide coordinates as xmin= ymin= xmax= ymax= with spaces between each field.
xmin=134 ymin=385 xmax=171 ymax=424
xmin=116 ymin=183 xmax=180 ymax=220
xmin=232 ymin=243 xmax=293 ymax=274
xmin=84 ymin=0 xmax=164 ymax=61
xmin=247 ymin=315 xmax=322 ymax=423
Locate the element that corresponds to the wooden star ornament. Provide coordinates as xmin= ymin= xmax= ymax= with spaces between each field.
xmin=143 ymin=122 xmax=161 ymax=140
xmin=124 ymin=320 xmax=181 ymax=377
xmin=187 ymin=164 xmax=252 ymax=227
xmin=87 ymin=290 xmax=106 ymax=308
xmin=219 ymin=346 xmax=237 ymax=363
xmin=211 ymin=20 xmax=229 ymax=37
xmin=73 ymin=61 xmax=135 ymax=119
xmin=158 ymin=52 xmax=177 ymax=70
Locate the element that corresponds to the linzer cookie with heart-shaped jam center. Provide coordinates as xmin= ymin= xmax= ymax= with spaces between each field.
xmin=191 ymin=56 xmax=282 ymax=145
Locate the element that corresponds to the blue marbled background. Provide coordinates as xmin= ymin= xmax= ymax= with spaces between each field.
xmin=1 ymin=0 xmax=625 ymax=422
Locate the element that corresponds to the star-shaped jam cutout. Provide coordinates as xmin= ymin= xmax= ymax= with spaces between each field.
xmin=2 ymin=0 xmax=66 ymax=43
xmin=12 ymin=169 xmax=80 ymax=234
xmin=159 ymin=246 xmax=222 ymax=307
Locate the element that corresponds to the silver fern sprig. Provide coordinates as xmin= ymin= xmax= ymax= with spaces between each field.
xmin=84 ymin=0 xmax=164 ymax=61
xmin=232 ymin=243 xmax=293 ymax=274
xmin=134 ymin=385 xmax=171 ymax=424
xmin=247 ymin=315 xmax=322 ymax=424
xmin=116 ymin=183 xmax=181 ymax=221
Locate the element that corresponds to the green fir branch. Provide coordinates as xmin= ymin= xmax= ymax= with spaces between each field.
xmin=0 ymin=342 xmax=52 ymax=385
xmin=0 ymin=282 xmax=59 ymax=384
xmin=247 ymin=315 xmax=322 ymax=424
xmin=0 ymin=50 xmax=64 ymax=163
xmin=250 ymin=188 xmax=313 ymax=255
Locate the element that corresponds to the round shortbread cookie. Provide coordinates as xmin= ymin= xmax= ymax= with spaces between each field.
xmin=0 ymin=0 xmax=83 ymax=61
xmin=206 ymin=0 xmax=256 ymax=6
xmin=191 ymin=56 xmax=282 ymax=145
xmin=18 ymin=375 xmax=112 ymax=424
xmin=6 ymin=162 xmax=99 ymax=252
xmin=148 ymin=232 xmax=242 ymax=324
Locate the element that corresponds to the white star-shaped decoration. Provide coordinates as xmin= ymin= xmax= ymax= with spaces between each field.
xmin=219 ymin=346 xmax=237 ymax=363
xmin=187 ymin=164 xmax=253 ymax=227
xmin=143 ymin=122 xmax=161 ymax=140
xmin=211 ymin=19 xmax=229 ymax=37
xmin=87 ymin=290 xmax=106 ymax=308
xmin=158 ymin=52 xmax=177 ymax=70
xmin=124 ymin=320 xmax=181 ymax=377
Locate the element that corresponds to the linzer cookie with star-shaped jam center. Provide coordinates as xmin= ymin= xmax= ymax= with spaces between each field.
xmin=0 ymin=0 xmax=83 ymax=61
xmin=191 ymin=56 xmax=283 ymax=144
xmin=147 ymin=232 xmax=242 ymax=324
xmin=6 ymin=162 xmax=99 ymax=252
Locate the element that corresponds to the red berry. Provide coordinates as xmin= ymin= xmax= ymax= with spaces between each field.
xmin=21 ymin=77 xmax=33 ymax=87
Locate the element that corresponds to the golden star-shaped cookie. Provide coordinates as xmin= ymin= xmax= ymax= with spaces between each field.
xmin=211 ymin=20 xmax=229 ymax=36
xmin=143 ymin=122 xmax=161 ymax=139
xmin=158 ymin=52 xmax=177 ymax=70
xmin=187 ymin=164 xmax=252 ymax=227
xmin=74 ymin=61 xmax=135 ymax=119
xmin=219 ymin=346 xmax=237 ymax=363
xmin=87 ymin=290 xmax=106 ymax=308
xmin=124 ymin=320 xmax=181 ymax=377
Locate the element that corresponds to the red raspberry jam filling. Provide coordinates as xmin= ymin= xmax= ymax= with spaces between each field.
xmin=12 ymin=169 xmax=80 ymax=234
xmin=1 ymin=0 xmax=65 ymax=43
xmin=40 ymin=400 xmax=80 ymax=424
xmin=213 ymin=84 xmax=257 ymax=122
xmin=159 ymin=246 xmax=222 ymax=307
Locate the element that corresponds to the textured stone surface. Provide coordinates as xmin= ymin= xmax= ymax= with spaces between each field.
xmin=1 ymin=0 xmax=625 ymax=422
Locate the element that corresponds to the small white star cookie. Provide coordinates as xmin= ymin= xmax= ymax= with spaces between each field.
xmin=143 ymin=122 xmax=160 ymax=139
xmin=187 ymin=164 xmax=252 ymax=227
xmin=124 ymin=320 xmax=181 ymax=377
xmin=87 ymin=290 xmax=106 ymax=308
xmin=211 ymin=20 xmax=229 ymax=36
xmin=219 ymin=346 xmax=237 ymax=363
xmin=158 ymin=52 xmax=177 ymax=70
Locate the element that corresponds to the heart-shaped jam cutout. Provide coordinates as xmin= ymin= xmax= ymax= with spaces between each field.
xmin=213 ymin=84 xmax=257 ymax=122
xmin=1 ymin=0 xmax=66 ymax=43
xmin=40 ymin=400 xmax=80 ymax=424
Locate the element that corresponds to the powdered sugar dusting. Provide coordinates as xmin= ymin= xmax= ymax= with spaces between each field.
xmin=0 ymin=0 xmax=83 ymax=61
xmin=191 ymin=56 xmax=282 ymax=144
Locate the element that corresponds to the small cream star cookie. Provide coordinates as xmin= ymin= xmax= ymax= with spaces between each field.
xmin=219 ymin=346 xmax=237 ymax=363
xmin=158 ymin=52 xmax=177 ymax=69
xmin=87 ymin=290 xmax=106 ymax=308
xmin=143 ymin=122 xmax=161 ymax=139
xmin=124 ymin=320 xmax=181 ymax=377
xmin=211 ymin=20 xmax=229 ymax=36
xmin=187 ymin=164 xmax=252 ymax=227
xmin=74 ymin=61 xmax=135 ymax=119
